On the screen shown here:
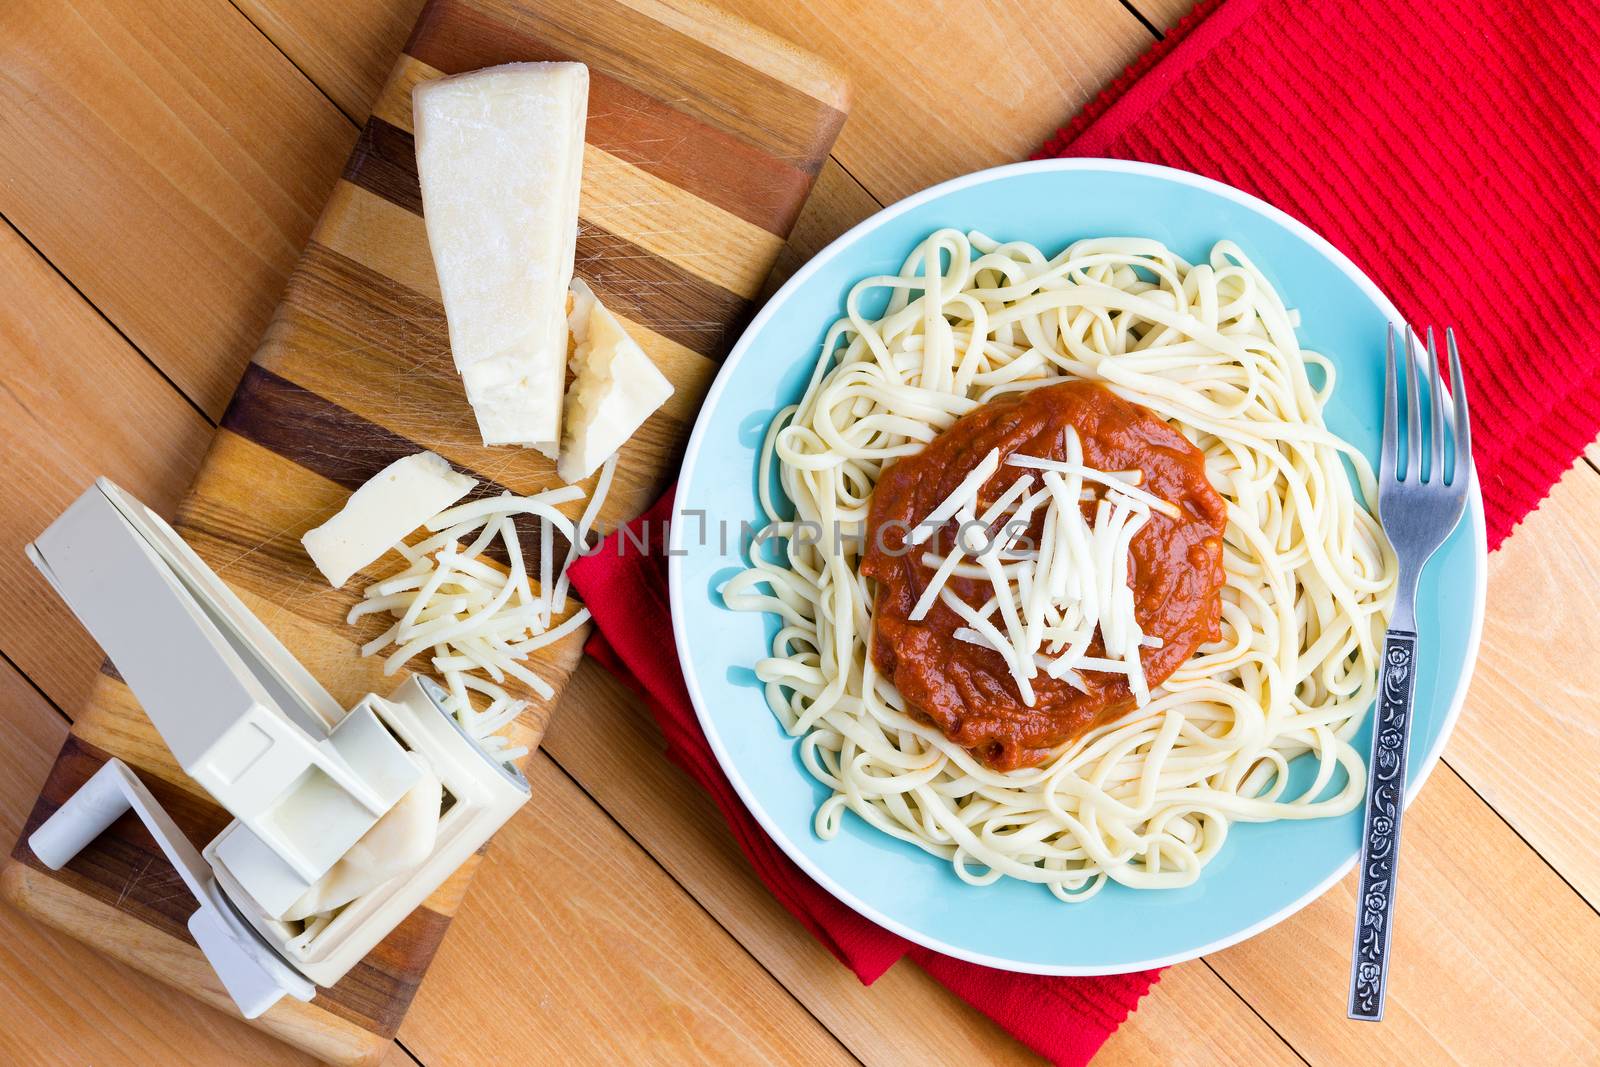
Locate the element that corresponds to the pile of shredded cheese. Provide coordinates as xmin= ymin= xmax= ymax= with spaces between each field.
xmin=350 ymin=456 xmax=617 ymax=760
xmin=908 ymin=433 xmax=1171 ymax=708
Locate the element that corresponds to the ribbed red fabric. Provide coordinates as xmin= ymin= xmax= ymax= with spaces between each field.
xmin=1041 ymin=0 xmax=1600 ymax=549
xmin=567 ymin=3 xmax=1600 ymax=1062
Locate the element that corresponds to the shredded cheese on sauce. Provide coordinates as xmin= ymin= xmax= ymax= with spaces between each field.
xmin=924 ymin=432 xmax=1162 ymax=707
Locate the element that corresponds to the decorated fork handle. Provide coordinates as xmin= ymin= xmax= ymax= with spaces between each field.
xmin=1348 ymin=629 xmax=1417 ymax=1021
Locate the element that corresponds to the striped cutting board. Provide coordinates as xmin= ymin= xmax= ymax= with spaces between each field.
xmin=0 ymin=0 xmax=847 ymax=1062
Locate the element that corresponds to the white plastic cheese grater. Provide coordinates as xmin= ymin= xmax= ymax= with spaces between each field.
xmin=24 ymin=479 xmax=530 ymax=1018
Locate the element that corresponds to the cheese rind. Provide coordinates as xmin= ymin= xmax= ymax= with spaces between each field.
xmin=303 ymin=452 xmax=477 ymax=588
xmin=557 ymin=279 xmax=675 ymax=483
xmin=413 ymin=62 xmax=589 ymax=453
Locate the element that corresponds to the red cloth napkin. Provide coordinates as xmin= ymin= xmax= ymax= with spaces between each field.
xmin=570 ymin=2 xmax=1600 ymax=1062
xmin=1040 ymin=0 xmax=1600 ymax=551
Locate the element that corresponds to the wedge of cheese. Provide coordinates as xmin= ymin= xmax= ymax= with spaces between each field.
xmin=303 ymin=452 xmax=476 ymax=588
xmin=558 ymin=280 xmax=675 ymax=483
xmin=413 ymin=62 xmax=589 ymax=454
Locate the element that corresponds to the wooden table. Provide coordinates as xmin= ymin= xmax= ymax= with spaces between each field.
xmin=1 ymin=1 xmax=1596 ymax=1063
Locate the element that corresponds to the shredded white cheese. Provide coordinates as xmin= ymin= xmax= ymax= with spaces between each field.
xmin=349 ymin=471 xmax=614 ymax=756
xmin=1006 ymin=454 xmax=1181 ymax=519
xmin=924 ymin=430 xmax=1163 ymax=708
xmin=908 ymin=473 xmax=1032 ymax=621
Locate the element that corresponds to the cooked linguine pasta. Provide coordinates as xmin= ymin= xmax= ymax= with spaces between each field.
xmin=723 ymin=229 xmax=1397 ymax=900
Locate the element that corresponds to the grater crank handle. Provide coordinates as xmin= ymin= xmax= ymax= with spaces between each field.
xmin=27 ymin=759 xmax=316 ymax=1018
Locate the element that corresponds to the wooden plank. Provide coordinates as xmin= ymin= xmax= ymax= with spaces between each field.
xmin=764 ymin=158 xmax=885 ymax=296
xmin=231 ymin=0 xmax=428 ymax=120
xmin=1442 ymin=461 xmax=1600 ymax=908
xmin=578 ymin=142 xmax=787 ymax=298
xmin=0 ymin=220 xmax=213 ymax=714
xmin=1131 ymin=0 xmax=1197 ymax=33
xmin=0 ymin=0 xmax=353 ymax=417
xmin=2 ymin=862 xmax=414 ymax=1066
xmin=699 ymin=0 xmax=1156 ymax=203
xmin=1097 ymin=961 xmax=1298 ymax=1066
xmin=397 ymin=751 xmax=854 ymax=1065
xmin=539 ymin=662 xmax=1292 ymax=1065
xmin=0 ymin=660 xmax=319 ymax=1066
xmin=1208 ymin=764 xmax=1600 ymax=1063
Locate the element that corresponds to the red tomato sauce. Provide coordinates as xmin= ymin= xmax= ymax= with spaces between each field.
xmin=861 ymin=380 xmax=1228 ymax=771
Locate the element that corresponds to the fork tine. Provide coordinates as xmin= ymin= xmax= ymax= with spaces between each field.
xmin=1447 ymin=327 xmax=1470 ymax=485
xmin=1404 ymin=323 xmax=1421 ymax=482
xmin=1381 ymin=324 xmax=1398 ymax=486
xmin=1427 ymin=327 xmax=1443 ymax=484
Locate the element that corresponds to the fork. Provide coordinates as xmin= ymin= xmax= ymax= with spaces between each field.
xmin=1347 ymin=324 xmax=1472 ymax=1021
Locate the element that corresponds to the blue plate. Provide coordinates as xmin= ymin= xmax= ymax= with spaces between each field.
xmin=668 ymin=159 xmax=1486 ymax=974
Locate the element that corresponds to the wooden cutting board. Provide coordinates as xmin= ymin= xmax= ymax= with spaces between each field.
xmin=0 ymin=1 xmax=847 ymax=1062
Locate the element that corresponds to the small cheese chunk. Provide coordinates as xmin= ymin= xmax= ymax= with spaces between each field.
xmin=281 ymin=758 xmax=442 ymax=921
xmin=303 ymin=452 xmax=476 ymax=588
xmin=556 ymin=279 xmax=674 ymax=483
xmin=413 ymin=62 xmax=589 ymax=454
